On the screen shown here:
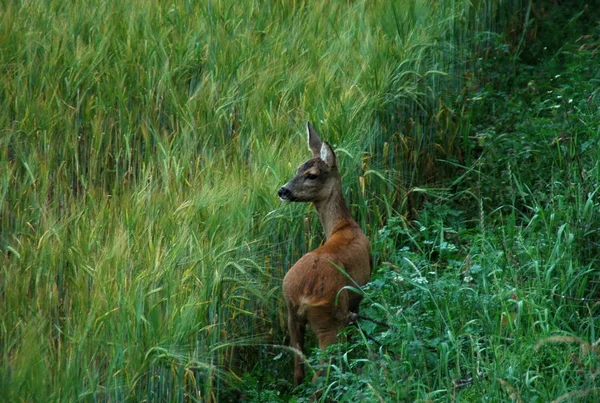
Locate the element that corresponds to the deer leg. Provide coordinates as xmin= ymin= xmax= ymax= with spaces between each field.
xmin=307 ymin=322 xmax=343 ymax=386
xmin=308 ymin=304 xmax=346 ymax=382
xmin=348 ymin=292 xmax=363 ymax=316
xmin=288 ymin=309 xmax=307 ymax=386
xmin=316 ymin=328 xmax=339 ymax=350
xmin=347 ymin=311 xmax=359 ymax=324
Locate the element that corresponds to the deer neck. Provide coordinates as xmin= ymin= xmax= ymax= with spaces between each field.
xmin=314 ymin=186 xmax=353 ymax=240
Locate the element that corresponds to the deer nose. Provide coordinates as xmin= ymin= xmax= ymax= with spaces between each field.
xmin=278 ymin=187 xmax=292 ymax=200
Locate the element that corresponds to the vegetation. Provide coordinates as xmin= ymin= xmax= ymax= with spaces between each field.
xmin=0 ymin=0 xmax=598 ymax=402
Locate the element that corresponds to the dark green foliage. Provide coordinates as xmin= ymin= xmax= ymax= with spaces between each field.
xmin=237 ymin=2 xmax=600 ymax=402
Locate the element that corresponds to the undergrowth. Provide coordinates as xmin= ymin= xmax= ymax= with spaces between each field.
xmin=236 ymin=2 xmax=600 ymax=402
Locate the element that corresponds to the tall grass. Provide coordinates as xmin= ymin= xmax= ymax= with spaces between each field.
xmin=294 ymin=6 xmax=600 ymax=401
xmin=0 ymin=0 xmax=538 ymax=401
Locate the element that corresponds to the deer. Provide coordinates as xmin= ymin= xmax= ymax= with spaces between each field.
xmin=278 ymin=122 xmax=372 ymax=386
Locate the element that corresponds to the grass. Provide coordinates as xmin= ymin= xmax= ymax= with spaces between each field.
xmin=1 ymin=0 xmax=599 ymax=402
xmin=283 ymin=5 xmax=600 ymax=401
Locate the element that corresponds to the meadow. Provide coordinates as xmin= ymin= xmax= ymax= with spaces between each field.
xmin=1 ymin=0 xmax=599 ymax=401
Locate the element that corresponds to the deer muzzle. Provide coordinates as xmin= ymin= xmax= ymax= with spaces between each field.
xmin=278 ymin=186 xmax=294 ymax=201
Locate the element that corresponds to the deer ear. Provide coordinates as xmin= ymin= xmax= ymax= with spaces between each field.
xmin=320 ymin=142 xmax=336 ymax=168
xmin=306 ymin=121 xmax=322 ymax=157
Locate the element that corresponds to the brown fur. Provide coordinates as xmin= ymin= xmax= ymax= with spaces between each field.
xmin=278 ymin=122 xmax=371 ymax=386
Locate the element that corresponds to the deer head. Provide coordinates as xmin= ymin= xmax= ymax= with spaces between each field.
xmin=278 ymin=122 xmax=341 ymax=204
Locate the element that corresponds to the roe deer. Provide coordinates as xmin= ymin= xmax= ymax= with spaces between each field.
xmin=278 ymin=122 xmax=372 ymax=386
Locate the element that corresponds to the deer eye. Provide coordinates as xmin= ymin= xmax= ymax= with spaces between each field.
xmin=305 ymin=174 xmax=318 ymax=181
